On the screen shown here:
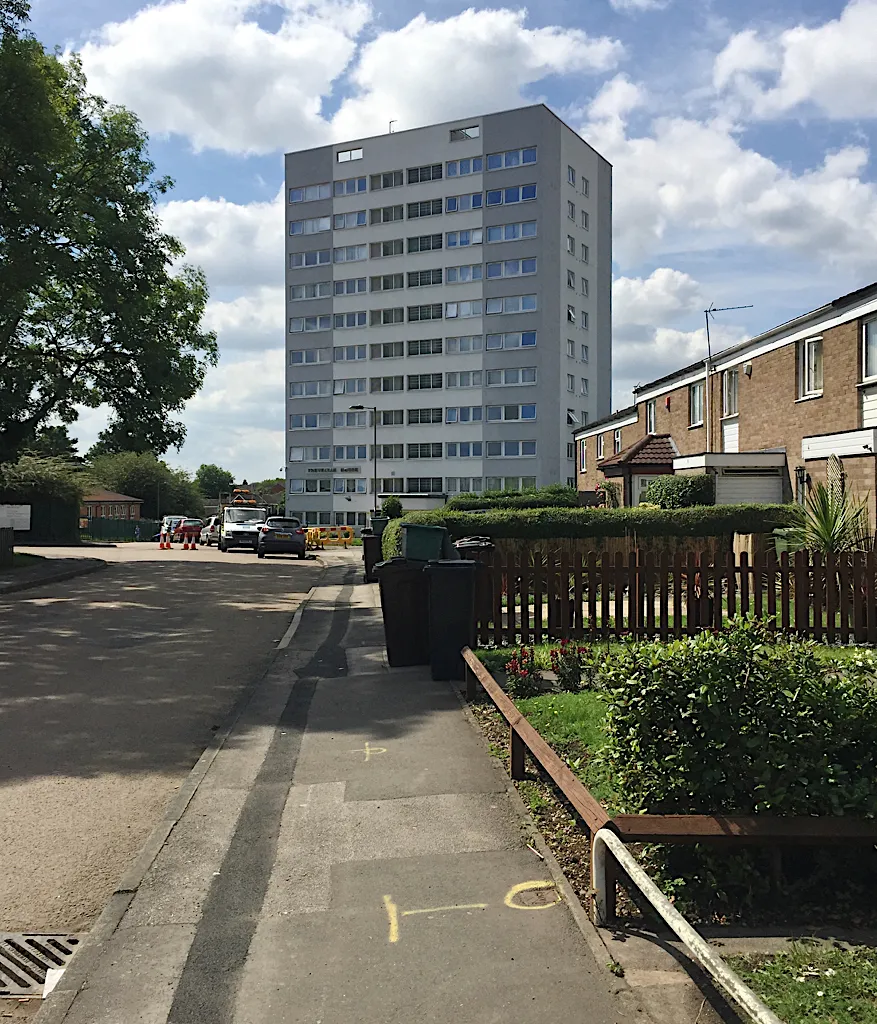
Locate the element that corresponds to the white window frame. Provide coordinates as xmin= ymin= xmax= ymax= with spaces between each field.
xmin=646 ymin=399 xmax=656 ymax=434
xmin=597 ymin=435 xmax=604 ymax=460
xmin=721 ymin=369 xmax=739 ymax=417
xmin=689 ymin=380 xmax=705 ymax=426
xmin=799 ymin=336 xmax=824 ymax=398
xmin=613 ymin=429 xmax=622 ymax=454
xmin=864 ymin=320 xmax=877 ymax=382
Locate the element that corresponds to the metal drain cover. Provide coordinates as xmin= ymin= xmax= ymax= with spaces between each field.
xmin=0 ymin=934 xmax=82 ymax=997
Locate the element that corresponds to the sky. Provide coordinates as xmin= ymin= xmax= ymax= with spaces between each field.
xmin=29 ymin=0 xmax=877 ymax=480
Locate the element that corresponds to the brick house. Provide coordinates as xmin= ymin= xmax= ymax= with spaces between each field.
xmin=81 ymin=489 xmax=143 ymax=520
xmin=576 ymin=282 xmax=877 ymax=517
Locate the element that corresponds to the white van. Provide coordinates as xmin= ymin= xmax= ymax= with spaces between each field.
xmin=219 ymin=505 xmax=267 ymax=551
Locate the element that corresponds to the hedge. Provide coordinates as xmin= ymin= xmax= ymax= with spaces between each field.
xmin=642 ymin=474 xmax=715 ymax=508
xmin=446 ymin=485 xmax=580 ymax=512
xmin=382 ymin=503 xmax=798 ymax=559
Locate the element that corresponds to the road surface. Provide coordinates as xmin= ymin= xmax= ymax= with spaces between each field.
xmin=0 ymin=544 xmax=325 ymax=933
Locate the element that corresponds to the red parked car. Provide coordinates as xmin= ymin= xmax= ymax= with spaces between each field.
xmin=174 ymin=518 xmax=203 ymax=543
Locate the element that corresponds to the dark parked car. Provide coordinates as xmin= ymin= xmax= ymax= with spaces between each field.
xmin=256 ymin=517 xmax=307 ymax=559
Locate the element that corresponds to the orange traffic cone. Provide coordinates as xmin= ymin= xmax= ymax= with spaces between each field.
xmin=191 ymin=536 xmax=198 ymax=551
xmin=183 ymin=538 xmax=190 ymax=550
xmin=158 ymin=536 xmax=165 ymax=549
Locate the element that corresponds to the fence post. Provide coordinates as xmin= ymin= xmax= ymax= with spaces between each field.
xmin=465 ymin=662 xmax=476 ymax=701
xmin=510 ymin=727 xmax=526 ymax=780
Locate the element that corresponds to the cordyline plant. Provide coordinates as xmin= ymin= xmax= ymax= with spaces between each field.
xmin=781 ymin=483 xmax=873 ymax=556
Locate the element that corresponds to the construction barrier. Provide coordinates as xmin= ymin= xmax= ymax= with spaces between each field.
xmin=306 ymin=528 xmax=324 ymax=551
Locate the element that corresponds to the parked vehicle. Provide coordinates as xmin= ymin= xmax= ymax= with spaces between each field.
xmin=220 ymin=504 xmax=267 ymax=551
xmin=200 ymin=515 xmax=221 ymax=546
xmin=174 ymin=518 xmax=203 ymax=543
xmin=256 ymin=517 xmax=307 ymax=559
xmin=161 ymin=515 xmax=186 ymax=536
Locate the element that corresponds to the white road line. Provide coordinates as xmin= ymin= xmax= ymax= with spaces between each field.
xmin=278 ymin=587 xmax=316 ymax=649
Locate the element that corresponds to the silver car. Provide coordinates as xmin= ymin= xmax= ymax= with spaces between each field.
xmin=200 ymin=515 xmax=221 ymax=546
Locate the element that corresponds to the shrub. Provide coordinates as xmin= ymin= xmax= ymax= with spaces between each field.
xmin=0 ymin=455 xmax=88 ymax=505
xmin=381 ymin=495 xmax=403 ymax=519
xmin=642 ymin=474 xmax=715 ymax=508
xmin=381 ymin=504 xmax=797 ymax=557
xmin=446 ymin=485 xmax=579 ymax=511
xmin=600 ymin=617 xmax=877 ymax=817
xmin=549 ymin=640 xmax=592 ymax=691
xmin=505 ymin=647 xmax=544 ymax=697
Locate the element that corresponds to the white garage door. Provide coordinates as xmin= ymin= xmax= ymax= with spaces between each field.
xmin=715 ymin=470 xmax=783 ymax=505
xmin=722 ymin=418 xmax=739 ymax=453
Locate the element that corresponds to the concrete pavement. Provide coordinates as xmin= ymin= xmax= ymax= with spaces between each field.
xmin=37 ymin=558 xmax=644 ymax=1024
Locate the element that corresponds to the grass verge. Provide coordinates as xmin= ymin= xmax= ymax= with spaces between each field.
xmin=729 ymin=944 xmax=877 ymax=1024
xmin=10 ymin=553 xmax=43 ymax=569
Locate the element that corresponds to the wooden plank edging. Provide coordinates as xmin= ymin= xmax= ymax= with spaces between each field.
xmin=462 ymin=648 xmax=877 ymax=847
xmin=462 ymin=647 xmax=611 ymax=835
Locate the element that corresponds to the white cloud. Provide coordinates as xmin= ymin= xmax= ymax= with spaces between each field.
xmin=714 ymin=0 xmax=877 ymax=119
xmin=77 ymin=0 xmax=370 ymax=154
xmin=203 ymin=287 xmax=284 ymax=353
xmin=614 ymin=268 xmax=703 ymax=327
xmin=330 ymin=9 xmax=624 ymax=141
xmin=160 ymin=190 xmax=282 ymax=289
xmin=582 ymin=79 xmax=877 ymax=270
xmin=77 ymin=2 xmax=623 ymax=155
xmin=609 ymin=0 xmax=668 ymax=12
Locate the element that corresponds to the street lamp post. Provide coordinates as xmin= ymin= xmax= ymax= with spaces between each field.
xmin=350 ymin=404 xmax=378 ymax=517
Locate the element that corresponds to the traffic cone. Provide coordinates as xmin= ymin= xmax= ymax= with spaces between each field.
xmin=190 ymin=536 xmax=198 ymax=551
xmin=183 ymin=538 xmax=190 ymax=550
xmin=158 ymin=536 xmax=165 ymax=549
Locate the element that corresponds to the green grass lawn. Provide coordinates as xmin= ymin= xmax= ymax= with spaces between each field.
xmin=514 ymin=690 xmax=619 ymax=810
xmin=730 ymin=944 xmax=877 ymax=1024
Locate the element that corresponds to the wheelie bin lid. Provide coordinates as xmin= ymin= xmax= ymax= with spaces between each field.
xmin=423 ymin=559 xmax=477 ymax=573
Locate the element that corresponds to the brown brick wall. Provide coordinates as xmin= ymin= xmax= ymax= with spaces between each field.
xmin=578 ymin=317 xmax=875 ymax=510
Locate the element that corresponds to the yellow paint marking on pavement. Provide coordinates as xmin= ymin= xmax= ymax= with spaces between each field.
xmin=383 ymin=895 xmax=399 ymax=944
xmin=402 ymin=903 xmax=487 ymax=916
xmin=504 ymin=880 xmax=561 ymax=910
xmin=352 ymin=741 xmax=387 ymax=762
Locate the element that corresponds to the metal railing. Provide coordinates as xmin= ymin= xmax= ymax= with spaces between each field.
xmin=592 ymin=828 xmax=783 ymax=1024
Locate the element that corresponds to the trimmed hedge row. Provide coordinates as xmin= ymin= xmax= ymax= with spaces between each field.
xmin=642 ymin=474 xmax=715 ymax=508
xmin=445 ymin=485 xmax=580 ymax=512
xmin=381 ymin=503 xmax=798 ymax=559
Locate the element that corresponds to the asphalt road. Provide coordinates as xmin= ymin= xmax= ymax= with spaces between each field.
xmin=0 ymin=546 xmax=325 ymax=933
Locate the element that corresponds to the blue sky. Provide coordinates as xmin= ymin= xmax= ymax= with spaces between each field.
xmin=29 ymin=0 xmax=877 ymax=479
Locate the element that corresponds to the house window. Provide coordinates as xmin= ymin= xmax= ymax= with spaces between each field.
xmin=722 ymin=369 xmax=739 ymax=417
xmin=567 ymin=165 xmax=576 ymax=185
xmin=567 ymin=339 xmax=575 ymax=357
xmin=408 ymin=268 xmax=443 ymax=287
xmin=579 ymin=440 xmax=586 ymax=473
xmin=332 ymin=209 xmax=366 ymax=228
xmin=581 ymin=378 xmax=589 ymax=396
xmin=567 ymin=374 xmax=575 ymax=392
xmin=407 ymin=163 xmax=442 ymax=184
xmin=582 ymin=176 xmax=590 ymax=197
xmin=567 ymin=305 xmax=576 ymax=323
xmin=800 ymin=337 xmax=823 ymax=397
xmin=567 ymin=269 xmax=575 ymax=289
xmin=864 ymin=320 xmax=877 ymax=381
xmin=446 ymin=157 xmax=484 ymax=176
xmin=581 ymin=244 xmax=589 ymax=263
xmin=581 ymin=344 xmax=589 ymax=362
xmin=485 ymin=222 xmax=536 ymax=244
xmin=486 ymin=148 xmax=537 ymax=170
xmin=407 ymin=198 xmax=443 ymax=219
xmin=689 ymin=380 xmax=705 ymax=426
xmin=567 ymin=200 xmax=575 ymax=220
xmin=336 ymin=148 xmax=363 ymax=162
xmin=614 ymin=429 xmax=622 ymax=454
xmin=450 ymin=125 xmax=480 ymax=141
xmin=582 ymin=210 xmax=589 ymax=230
xmin=567 ymin=442 xmax=575 ymax=459
xmin=370 ymin=170 xmax=404 ymax=190
xmin=370 ymin=239 xmax=404 ymax=258
xmin=289 ymin=182 xmax=331 ymax=203
xmin=646 ymin=399 xmax=656 ymax=434
xmin=597 ymin=435 xmax=604 ymax=459
xmin=582 ymin=277 xmax=589 ymax=296
xmin=567 ymin=235 xmax=575 ymax=254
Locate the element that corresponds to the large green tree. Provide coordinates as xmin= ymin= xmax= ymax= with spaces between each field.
xmin=23 ymin=424 xmax=78 ymax=459
xmin=195 ymin=463 xmax=234 ymax=498
xmin=0 ymin=2 xmax=217 ymax=462
xmin=89 ymin=451 xmax=204 ymax=520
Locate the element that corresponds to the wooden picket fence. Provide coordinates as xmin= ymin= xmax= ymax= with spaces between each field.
xmin=474 ymin=549 xmax=877 ymax=646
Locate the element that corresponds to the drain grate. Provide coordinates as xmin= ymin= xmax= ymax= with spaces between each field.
xmin=0 ymin=934 xmax=82 ymax=997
